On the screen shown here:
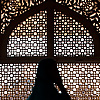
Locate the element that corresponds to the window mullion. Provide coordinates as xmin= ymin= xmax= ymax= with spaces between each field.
xmin=47 ymin=6 xmax=54 ymax=57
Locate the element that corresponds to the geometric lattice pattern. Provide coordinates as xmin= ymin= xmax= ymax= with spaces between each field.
xmin=0 ymin=63 xmax=38 ymax=100
xmin=0 ymin=63 xmax=100 ymax=100
xmin=1 ymin=0 xmax=46 ymax=34
xmin=54 ymin=10 xmax=94 ymax=57
xmin=57 ymin=63 xmax=100 ymax=100
xmin=56 ymin=0 xmax=100 ymax=34
xmin=7 ymin=10 xmax=47 ymax=57
xmin=1 ymin=0 xmax=99 ymax=35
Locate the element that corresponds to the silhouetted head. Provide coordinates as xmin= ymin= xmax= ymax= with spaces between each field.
xmin=36 ymin=58 xmax=60 ymax=83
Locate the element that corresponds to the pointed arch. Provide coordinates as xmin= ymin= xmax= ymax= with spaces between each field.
xmin=0 ymin=0 xmax=100 ymax=60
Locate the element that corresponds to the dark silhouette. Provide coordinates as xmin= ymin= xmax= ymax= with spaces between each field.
xmin=27 ymin=58 xmax=71 ymax=100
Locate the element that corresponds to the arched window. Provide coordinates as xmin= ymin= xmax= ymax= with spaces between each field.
xmin=0 ymin=0 xmax=100 ymax=99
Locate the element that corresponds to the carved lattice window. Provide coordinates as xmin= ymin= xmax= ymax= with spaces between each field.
xmin=7 ymin=10 xmax=47 ymax=57
xmin=0 ymin=0 xmax=100 ymax=100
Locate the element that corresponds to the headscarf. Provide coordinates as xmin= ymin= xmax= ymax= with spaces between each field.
xmin=33 ymin=58 xmax=71 ymax=100
xmin=36 ymin=58 xmax=58 ymax=82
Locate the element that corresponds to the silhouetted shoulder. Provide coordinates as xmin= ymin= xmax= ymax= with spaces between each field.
xmin=27 ymin=58 xmax=71 ymax=100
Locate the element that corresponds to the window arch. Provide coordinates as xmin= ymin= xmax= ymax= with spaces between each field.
xmin=0 ymin=0 xmax=100 ymax=100
xmin=7 ymin=10 xmax=48 ymax=57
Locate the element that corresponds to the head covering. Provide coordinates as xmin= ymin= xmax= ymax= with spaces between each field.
xmin=34 ymin=58 xmax=71 ymax=100
xmin=36 ymin=58 xmax=57 ymax=82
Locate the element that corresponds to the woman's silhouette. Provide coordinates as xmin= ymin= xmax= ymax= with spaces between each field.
xmin=27 ymin=58 xmax=71 ymax=100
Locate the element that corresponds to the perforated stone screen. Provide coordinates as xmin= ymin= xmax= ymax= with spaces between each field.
xmin=57 ymin=63 xmax=100 ymax=100
xmin=54 ymin=10 xmax=94 ymax=57
xmin=7 ymin=10 xmax=47 ymax=57
xmin=0 ymin=63 xmax=100 ymax=100
xmin=0 ymin=63 xmax=38 ymax=100
xmin=1 ymin=0 xmax=46 ymax=34
xmin=1 ymin=0 xmax=100 ymax=100
xmin=56 ymin=0 xmax=100 ymax=34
